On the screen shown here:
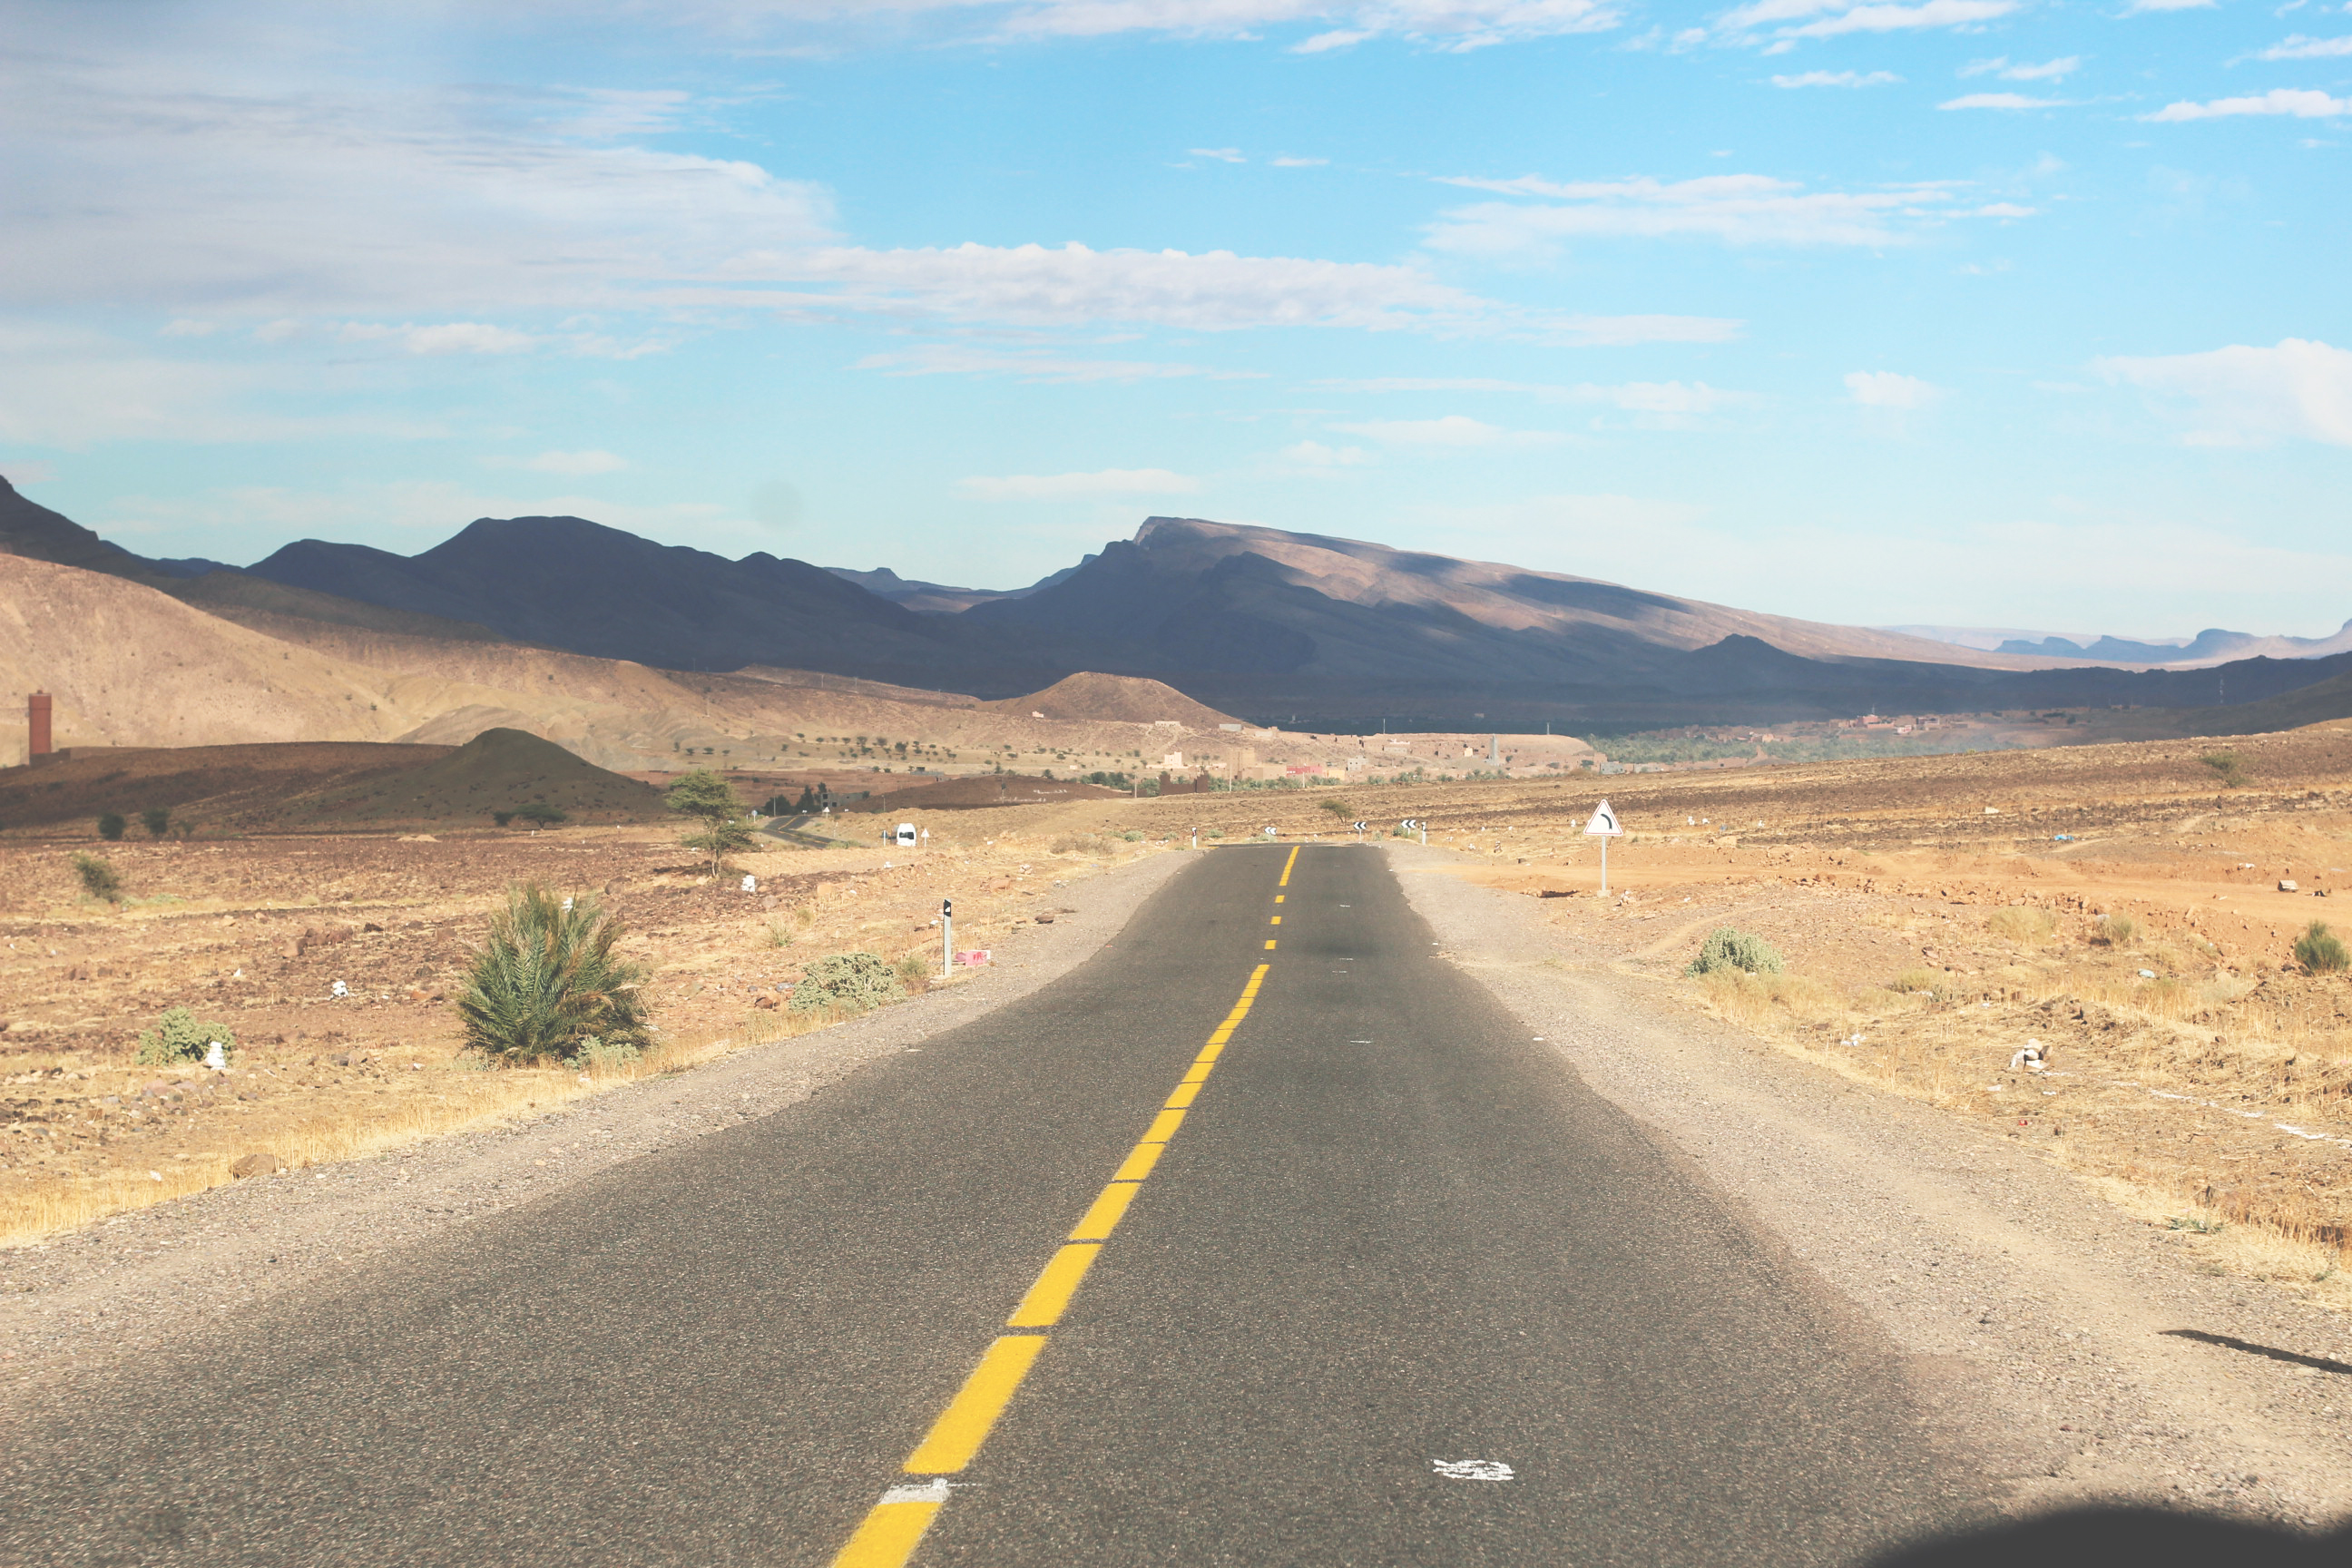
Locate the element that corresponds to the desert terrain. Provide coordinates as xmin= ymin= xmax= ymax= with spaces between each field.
xmin=4 ymin=718 xmax=2349 ymax=1315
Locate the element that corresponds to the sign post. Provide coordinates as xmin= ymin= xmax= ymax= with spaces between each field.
xmin=1583 ymin=799 xmax=1622 ymax=895
xmin=941 ymin=898 xmax=954 ymax=979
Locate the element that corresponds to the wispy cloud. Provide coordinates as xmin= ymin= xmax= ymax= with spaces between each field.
xmin=1939 ymin=92 xmax=2073 ymax=109
xmin=1188 ymin=146 xmax=1248 ymax=162
xmin=1770 ymin=69 xmax=1903 ymax=84
xmin=1961 ymin=54 xmax=2080 ymax=79
xmin=2097 ymin=338 xmax=2352 ymax=446
xmin=2146 ymin=87 xmax=2351 ymax=120
xmin=856 ymin=343 xmax=1263 ymax=381
xmin=1330 ymin=414 xmax=1567 ymax=447
xmin=2251 ymin=34 xmax=2352 ymax=57
xmin=1846 ymin=369 xmax=1939 ymax=407
xmin=1270 ymin=154 xmax=1331 ymax=165
xmin=1424 ymin=172 xmax=2024 ymax=253
xmin=1717 ymin=0 xmax=2017 ymax=43
xmin=956 ymin=467 xmax=1202 ymax=499
xmin=2121 ymin=0 xmax=2214 ymax=14
xmin=1318 ymin=376 xmax=1748 ymax=412
xmin=992 ymin=0 xmax=1625 ymax=52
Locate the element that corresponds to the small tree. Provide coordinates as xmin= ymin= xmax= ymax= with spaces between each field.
xmin=2201 ymin=751 xmax=2249 ymax=789
xmin=72 ymin=852 xmax=123 ymax=903
xmin=96 ymin=812 xmax=125 ymax=841
xmin=513 ymin=802 xmax=569 ymax=827
xmin=666 ymin=768 xmax=755 ymax=875
xmin=141 ymin=807 xmax=171 ymax=838
xmin=136 ymin=1004 xmax=237 ymax=1066
xmin=1319 ymin=797 xmax=1353 ymax=819
xmin=457 ymin=885 xmax=652 ymax=1064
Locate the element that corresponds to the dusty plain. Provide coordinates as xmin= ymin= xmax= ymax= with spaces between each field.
xmin=4 ymin=720 xmax=2352 ymax=1534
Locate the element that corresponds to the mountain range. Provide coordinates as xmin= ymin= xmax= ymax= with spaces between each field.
xmin=5 ymin=475 xmax=2348 ymax=732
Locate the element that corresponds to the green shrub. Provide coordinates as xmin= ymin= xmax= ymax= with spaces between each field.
xmin=136 ymin=1004 xmax=236 ymax=1066
xmin=2201 ymin=750 xmax=2249 ymax=789
xmin=1988 ymin=906 xmax=2057 ymax=944
xmin=1687 ymin=927 xmax=1784 ymax=976
xmin=1121 ymin=829 xmax=1144 ymax=842
xmin=513 ymin=801 xmax=569 ymax=827
xmin=141 ymin=807 xmax=171 ymax=838
xmin=789 ymin=952 xmax=905 ymax=1015
xmin=895 ymin=952 xmax=930 ymax=988
xmin=72 ymin=852 xmax=122 ymax=902
xmin=96 ymin=812 xmax=125 ymax=841
xmin=2296 ymin=920 xmax=2348 ymax=975
xmin=1892 ymin=966 xmax=1942 ymax=995
xmin=492 ymin=809 xmax=515 ymax=827
xmin=1318 ymin=797 xmax=1352 ymax=818
xmin=2095 ymin=913 xmax=2137 ymax=946
xmin=456 ymin=885 xmax=652 ymax=1064
xmin=577 ymin=1036 xmax=642 ymax=1071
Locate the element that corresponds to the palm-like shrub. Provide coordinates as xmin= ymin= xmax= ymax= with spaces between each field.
xmin=458 ymin=885 xmax=652 ymax=1063
xmin=136 ymin=1004 xmax=236 ymax=1066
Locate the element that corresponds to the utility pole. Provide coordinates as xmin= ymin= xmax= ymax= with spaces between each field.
xmin=941 ymin=898 xmax=953 ymax=978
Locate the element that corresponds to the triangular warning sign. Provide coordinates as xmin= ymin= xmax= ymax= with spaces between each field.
xmin=1583 ymin=800 xmax=1622 ymax=837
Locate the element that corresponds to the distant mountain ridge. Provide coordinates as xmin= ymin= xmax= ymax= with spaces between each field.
xmin=12 ymin=475 xmax=2352 ymax=730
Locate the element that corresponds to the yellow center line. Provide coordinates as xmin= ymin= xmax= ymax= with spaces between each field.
xmin=829 ymin=958 xmax=1276 ymax=1568
xmin=1279 ymin=845 xmax=1299 ymax=887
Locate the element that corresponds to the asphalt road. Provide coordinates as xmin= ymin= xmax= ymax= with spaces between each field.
xmin=2 ymin=844 xmax=1979 ymax=1566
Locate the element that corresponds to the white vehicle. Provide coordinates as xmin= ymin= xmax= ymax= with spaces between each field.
xmin=894 ymin=822 xmax=919 ymax=848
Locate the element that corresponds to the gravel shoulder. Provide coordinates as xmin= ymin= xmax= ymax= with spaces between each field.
xmin=1387 ymin=843 xmax=2352 ymax=1533
xmin=0 ymin=847 xmax=1196 ymax=1396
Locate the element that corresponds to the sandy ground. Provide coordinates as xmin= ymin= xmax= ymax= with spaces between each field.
xmin=0 ymin=848 xmax=1193 ymax=1389
xmin=1392 ymin=842 xmax=2352 ymax=1533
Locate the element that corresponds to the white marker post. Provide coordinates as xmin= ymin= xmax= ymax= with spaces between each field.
xmin=1583 ymin=799 xmax=1622 ymax=896
xmin=941 ymin=897 xmax=953 ymax=979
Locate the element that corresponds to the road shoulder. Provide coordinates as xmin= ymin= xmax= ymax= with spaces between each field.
xmin=0 ymin=848 xmax=1200 ymax=1396
xmin=1386 ymin=843 xmax=2352 ymax=1533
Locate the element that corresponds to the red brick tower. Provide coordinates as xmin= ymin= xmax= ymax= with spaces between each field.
xmin=28 ymin=692 xmax=52 ymax=759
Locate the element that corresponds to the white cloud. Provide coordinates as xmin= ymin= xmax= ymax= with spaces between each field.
xmin=956 ymin=467 xmax=1203 ymax=499
xmin=2096 ymin=338 xmax=2352 ymax=446
xmin=1962 ymin=54 xmax=2080 ymax=79
xmin=1940 ymin=93 xmax=2072 ymax=109
xmin=1318 ymin=375 xmax=1748 ymax=412
xmin=1270 ymin=154 xmax=1331 ymax=165
xmin=2254 ymin=34 xmax=2352 ymax=57
xmin=338 ymin=321 xmax=541 ymax=355
xmin=1330 ymin=414 xmax=1567 ymax=446
xmin=2122 ymin=0 xmax=2213 ymax=12
xmin=992 ymin=0 xmax=1624 ymax=51
xmin=160 ymin=319 xmax=219 ymax=338
xmin=2146 ymin=87 xmax=2351 ymax=120
xmin=1846 ymin=369 xmax=1939 ymax=407
xmin=1718 ymin=0 xmax=2015 ymax=39
xmin=1189 ymin=146 xmax=1248 ymax=162
xmin=524 ymin=449 xmax=630 ymax=475
xmin=1786 ymin=0 xmax=2017 ymax=36
xmin=1425 ymin=172 xmax=2011 ymax=253
xmin=729 ymin=240 xmax=1733 ymax=342
xmin=0 ymin=52 xmax=837 ymax=316
xmin=1771 ymin=69 xmax=1903 ymax=84
xmin=855 ymin=343 xmax=1261 ymax=381
xmin=0 ymin=322 xmax=449 ymax=447
xmin=3 ymin=461 xmax=59 ymax=484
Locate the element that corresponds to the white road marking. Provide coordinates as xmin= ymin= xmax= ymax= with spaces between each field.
xmin=1432 ymin=1459 xmax=1514 ymax=1481
xmin=880 ymin=1480 xmax=956 ymax=1504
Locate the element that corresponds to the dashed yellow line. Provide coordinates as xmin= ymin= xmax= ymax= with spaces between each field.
xmin=1279 ymin=845 xmax=1299 ymax=887
xmin=828 ymin=956 xmax=1278 ymax=1567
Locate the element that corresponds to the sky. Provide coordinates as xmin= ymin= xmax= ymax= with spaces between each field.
xmin=1 ymin=0 xmax=2347 ymax=640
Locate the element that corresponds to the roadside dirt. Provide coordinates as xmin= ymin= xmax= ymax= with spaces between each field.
xmin=0 ymin=848 xmax=1193 ymax=1390
xmin=1390 ymin=840 xmax=2352 ymax=1533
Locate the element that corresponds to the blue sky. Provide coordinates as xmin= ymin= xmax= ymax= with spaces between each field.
xmin=2 ymin=0 xmax=2346 ymax=638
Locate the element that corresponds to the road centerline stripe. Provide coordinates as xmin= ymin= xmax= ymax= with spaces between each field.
xmin=828 ymin=949 xmax=1277 ymax=1567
